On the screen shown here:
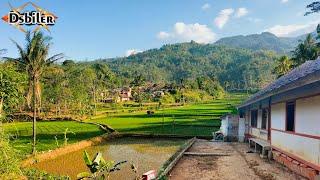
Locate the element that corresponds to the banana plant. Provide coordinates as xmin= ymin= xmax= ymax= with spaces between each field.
xmin=77 ymin=151 xmax=127 ymax=180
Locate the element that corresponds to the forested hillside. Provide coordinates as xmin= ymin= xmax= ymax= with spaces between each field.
xmin=214 ymin=32 xmax=301 ymax=53
xmin=100 ymin=42 xmax=279 ymax=91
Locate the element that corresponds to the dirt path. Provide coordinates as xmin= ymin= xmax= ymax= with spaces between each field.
xmin=168 ymin=139 xmax=305 ymax=180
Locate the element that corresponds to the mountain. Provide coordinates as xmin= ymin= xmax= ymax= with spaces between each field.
xmin=214 ymin=32 xmax=304 ymax=53
xmin=98 ymin=42 xmax=279 ymax=90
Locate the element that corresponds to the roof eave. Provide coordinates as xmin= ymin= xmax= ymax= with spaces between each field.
xmin=238 ymin=71 xmax=320 ymax=109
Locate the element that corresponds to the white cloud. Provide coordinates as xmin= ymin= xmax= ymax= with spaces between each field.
xmin=157 ymin=31 xmax=171 ymax=39
xmin=265 ymin=22 xmax=319 ymax=37
xmin=235 ymin=8 xmax=248 ymax=18
xmin=126 ymin=49 xmax=142 ymax=56
xmin=156 ymin=22 xmax=216 ymax=44
xmin=214 ymin=8 xmax=234 ymax=29
xmin=281 ymin=0 xmax=289 ymax=3
xmin=201 ymin=3 xmax=211 ymax=11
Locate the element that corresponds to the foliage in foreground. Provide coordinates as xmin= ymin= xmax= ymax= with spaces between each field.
xmin=0 ymin=121 xmax=22 ymax=179
xmin=23 ymin=168 xmax=70 ymax=180
xmin=0 ymin=62 xmax=26 ymax=119
xmin=77 ymin=151 xmax=127 ymax=180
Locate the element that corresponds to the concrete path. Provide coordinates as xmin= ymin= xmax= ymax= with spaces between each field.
xmin=168 ymin=139 xmax=305 ymax=180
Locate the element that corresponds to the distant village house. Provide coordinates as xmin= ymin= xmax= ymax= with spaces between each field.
xmin=119 ymin=87 xmax=132 ymax=101
xmin=100 ymin=87 xmax=132 ymax=103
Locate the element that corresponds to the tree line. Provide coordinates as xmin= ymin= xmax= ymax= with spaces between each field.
xmin=273 ymin=27 xmax=320 ymax=78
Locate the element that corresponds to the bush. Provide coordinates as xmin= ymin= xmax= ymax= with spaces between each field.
xmin=23 ymin=169 xmax=70 ymax=180
xmin=160 ymin=94 xmax=176 ymax=104
xmin=183 ymin=90 xmax=202 ymax=103
xmin=0 ymin=129 xmax=22 ymax=179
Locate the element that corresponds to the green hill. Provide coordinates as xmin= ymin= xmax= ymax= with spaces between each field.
xmin=99 ymin=42 xmax=279 ymax=90
xmin=214 ymin=32 xmax=300 ymax=54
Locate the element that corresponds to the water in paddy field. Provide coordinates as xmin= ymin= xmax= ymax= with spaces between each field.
xmin=32 ymin=137 xmax=185 ymax=179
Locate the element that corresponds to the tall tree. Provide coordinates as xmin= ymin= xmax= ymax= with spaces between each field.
xmin=8 ymin=32 xmax=63 ymax=154
xmin=273 ymin=56 xmax=293 ymax=78
xmin=305 ymin=2 xmax=320 ymax=48
xmin=0 ymin=64 xmax=25 ymax=119
xmin=292 ymin=34 xmax=319 ymax=66
xmin=305 ymin=1 xmax=320 ymax=15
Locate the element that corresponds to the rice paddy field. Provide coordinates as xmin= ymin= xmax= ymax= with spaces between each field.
xmin=89 ymin=93 xmax=246 ymax=136
xmin=3 ymin=93 xmax=247 ymax=156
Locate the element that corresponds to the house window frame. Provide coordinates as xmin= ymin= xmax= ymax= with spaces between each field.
xmin=261 ymin=108 xmax=268 ymax=130
xmin=285 ymin=101 xmax=295 ymax=132
xmin=250 ymin=109 xmax=258 ymax=128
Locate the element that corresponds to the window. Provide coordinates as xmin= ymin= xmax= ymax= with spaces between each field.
xmin=261 ymin=108 xmax=268 ymax=129
xmin=239 ymin=111 xmax=244 ymax=118
xmin=286 ymin=102 xmax=295 ymax=132
xmin=251 ymin=110 xmax=258 ymax=128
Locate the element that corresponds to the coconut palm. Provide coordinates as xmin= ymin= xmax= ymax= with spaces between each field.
xmin=8 ymin=31 xmax=63 ymax=154
xmin=292 ymin=34 xmax=319 ymax=66
xmin=273 ymin=56 xmax=293 ymax=78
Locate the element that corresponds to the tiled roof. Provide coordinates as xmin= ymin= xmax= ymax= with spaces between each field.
xmin=239 ymin=58 xmax=320 ymax=108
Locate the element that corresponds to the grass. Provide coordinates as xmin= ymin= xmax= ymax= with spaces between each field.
xmin=89 ymin=93 xmax=246 ymax=137
xmin=3 ymin=121 xmax=105 ymax=157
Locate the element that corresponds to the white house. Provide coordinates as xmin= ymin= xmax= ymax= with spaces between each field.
xmin=238 ymin=59 xmax=320 ymax=179
xmin=119 ymin=87 xmax=132 ymax=102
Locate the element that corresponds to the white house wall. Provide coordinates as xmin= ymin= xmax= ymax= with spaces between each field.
xmin=296 ymin=96 xmax=320 ymax=136
xmin=271 ymin=130 xmax=320 ymax=166
xmin=257 ymin=109 xmax=262 ymax=129
xmin=270 ymin=103 xmax=285 ymax=130
xmin=270 ymin=95 xmax=320 ymax=168
xmin=246 ymin=108 xmax=268 ymax=141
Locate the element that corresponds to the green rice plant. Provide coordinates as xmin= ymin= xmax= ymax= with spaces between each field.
xmin=63 ymin=128 xmax=76 ymax=146
xmin=54 ymin=135 xmax=59 ymax=147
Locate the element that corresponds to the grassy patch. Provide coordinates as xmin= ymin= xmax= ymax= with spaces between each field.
xmin=3 ymin=121 xmax=105 ymax=156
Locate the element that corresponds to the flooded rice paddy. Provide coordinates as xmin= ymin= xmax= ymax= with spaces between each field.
xmin=32 ymin=137 xmax=185 ymax=179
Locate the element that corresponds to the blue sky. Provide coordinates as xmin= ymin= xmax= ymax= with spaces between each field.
xmin=0 ymin=0 xmax=319 ymax=60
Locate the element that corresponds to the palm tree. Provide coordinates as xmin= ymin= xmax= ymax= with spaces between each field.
xmin=273 ymin=56 xmax=293 ymax=78
xmin=8 ymin=32 xmax=63 ymax=154
xmin=292 ymin=34 xmax=319 ymax=66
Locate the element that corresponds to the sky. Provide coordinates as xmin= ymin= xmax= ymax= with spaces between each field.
xmin=0 ymin=0 xmax=320 ymax=60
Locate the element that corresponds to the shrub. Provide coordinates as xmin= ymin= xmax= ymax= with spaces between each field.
xmin=23 ymin=169 xmax=70 ymax=180
xmin=160 ymin=94 xmax=175 ymax=104
xmin=0 ymin=128 xmax=22 ymax=179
